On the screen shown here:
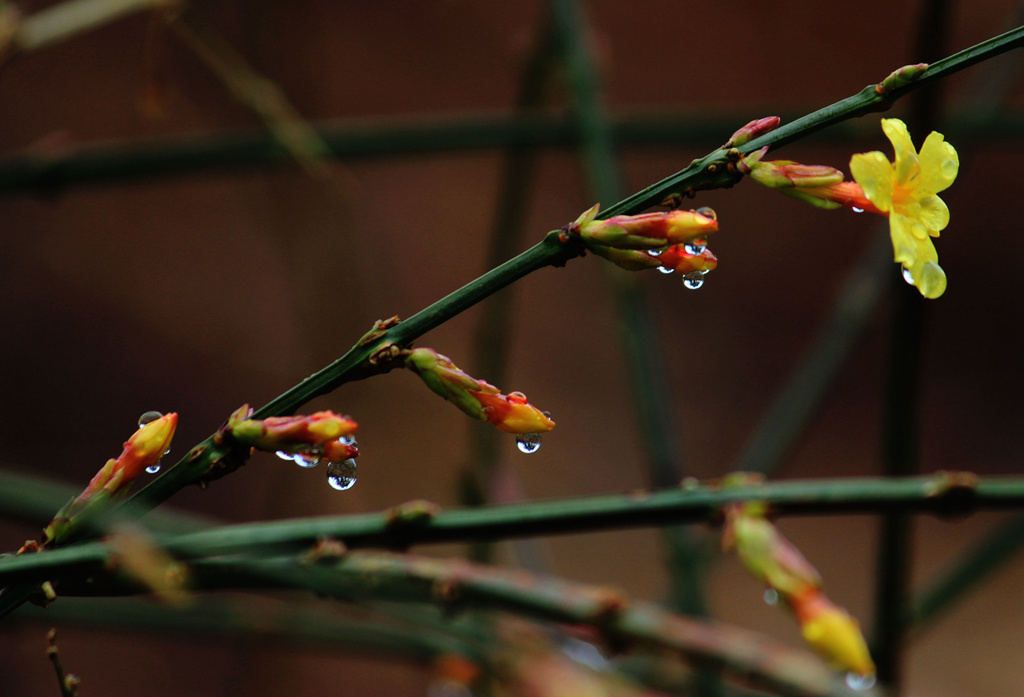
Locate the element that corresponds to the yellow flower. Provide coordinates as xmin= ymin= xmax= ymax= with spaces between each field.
xmin=849 ymin=118 xmax=958 ymax=298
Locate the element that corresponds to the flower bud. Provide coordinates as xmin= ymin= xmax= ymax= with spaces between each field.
xmin=792 ymin=588 xmax=876 ymax=678
xmin=574 ymin=204 xmax=718 ymax=250
xmin=724 ymin=116 xmax=781 ymax=148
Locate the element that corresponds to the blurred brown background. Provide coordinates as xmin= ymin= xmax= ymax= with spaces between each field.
xmin=1 ymin=1 xmax=1023 ymax=695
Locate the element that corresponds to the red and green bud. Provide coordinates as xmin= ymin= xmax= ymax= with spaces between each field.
xmin=573 ymin=203 xmax=718 ymax=250
xmin=228 ymin=407 xmax=358 ymax=452
xmin=875 ymin=63 xmax=928 ymax=95
xmin=405 ymin=348 xmax=555 ymax=435
xmin=43 ymin=413 xmax=178 ymax=546
xmin=724 ymin=116 xmax=781 ymax=148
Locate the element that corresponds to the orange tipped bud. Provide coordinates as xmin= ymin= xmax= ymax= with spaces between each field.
xmin=792 ymin=588 xmax=876 ymax=678
xmin=573 ymin=204 xmax=718 ymax=250
xmin=229 ymin=408 xmax=358 ymax=452
xmin=468 ymin=390 xmax=556 ymax=434
xmin=43 ymin=412 xmax=178 ymax=546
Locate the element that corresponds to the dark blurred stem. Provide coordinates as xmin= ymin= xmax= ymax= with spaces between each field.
xmin=466 ymin=22 xmax=556 ymax=569
xmin=547 ymin=0 xmax=707 ymax=620
xmin=872 ymin=0 xmax=951 ymax=689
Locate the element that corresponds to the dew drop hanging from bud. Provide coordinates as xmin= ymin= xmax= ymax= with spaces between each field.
xmin=851 ymin=206 xmax=865 ymax=213
xmin=657 ymin=266 xmax=674 ymax=275
xmin=683 ymin=270 xmax=707 ymax=290
xmin=327 ymin=458 xmax=358 ymax=490
xmin=138 ymin=410 xmax=163 ymax=427
xmin=515 ymin=433 xmax=542 ymax=454
xmin=145 ymin=464 xmax=161 ymax=474
xmin=695 ymin=206 xmax=716 ymax=221
xmin=902 ymin=267 xmax=915 ymax=285
xmin=763 ymin=588 xmax=779 ymax=605
xmin=292 ymin=450 xmax=322 ymax=468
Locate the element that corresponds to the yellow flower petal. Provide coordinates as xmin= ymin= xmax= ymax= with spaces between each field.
xmin=912 ymin=195 xmax=950 ymax=234
xmin=849 ymin=151 xmax=894 ymax=211
xmin=917 ymin=131 xmax=959 ymax=194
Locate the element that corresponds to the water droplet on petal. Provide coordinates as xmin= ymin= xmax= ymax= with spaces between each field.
xmin=657 ymin=266 xmax=674 ymax=275
xmin=902 ymin=267 xmax=915 ymax=285
xmin=845 ymin=673 xmax=876 ymax=691
xmin=695 ymin=206 xmax=717 ymax=221
xmin=684 ymin=238 xmax=707 ymax=255
xmin=763 ymin=588 xmax=779 ymax=605
xmin=327 ymin=458 xmax=358 ymax=490
xmin=851 ymin=206 xmax=864 ymax=213
xmin=683 ymin=270 xmax=706 ymax=290
xmin=515 ymin=433 xmax=542 ymax=454
xmin=145 ymin=464 xmax=161 ymax=475
xmin=340 ymin=435 xmax=357 ymax=446
xmin=941 ymin=157 xmax=957 ymax=179
xmin=138 ymin=411 xmax=163 ymax=427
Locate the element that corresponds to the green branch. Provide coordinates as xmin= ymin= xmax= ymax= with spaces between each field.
xmin=128 ymin=26 xmax=1024 ymax=516
xmin=4 ymin=474 xmax=1021 ymax=588
xmin=64 ymin=550 xmax=871 ymax=697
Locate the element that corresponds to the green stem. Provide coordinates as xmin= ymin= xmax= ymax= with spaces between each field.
xmin=602 ymin=23 xmax=1024 ymax=217
xmin=8 ymin=24 xmax=1022 ymax=611
xmin=4 ymin=474 xmax=1022 ymax=587
xmin=79 ymin=550 xmax=874 ymax=697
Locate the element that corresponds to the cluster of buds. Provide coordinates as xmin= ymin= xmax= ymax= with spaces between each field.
xmin=226 ymin=405 xmax=359 ymax=467
xmin=42 ymin=413 xmax=178 ymax=547
xmin=721 ymin=479 xmax=875 ymax=680
xmin=404 ymin=347 xmax=554 ymax=436
xmin=566 ymin=203 xmax=719 ymax=283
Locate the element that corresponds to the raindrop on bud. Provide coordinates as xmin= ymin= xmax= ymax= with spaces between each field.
xmin=138 ymin=411 xmax=163 ymax=427
xmin=695 ymin=206 xmax=717 ymax=221
xmin=683 ymin=270 xmax=706 ymax=290
xmin=515 ymin=433 xmax=542 ymax=454
xmin=145 ymin=464 xmax=161 ymax=475
xmin=327 ymin=459 xmax=358 ymax=490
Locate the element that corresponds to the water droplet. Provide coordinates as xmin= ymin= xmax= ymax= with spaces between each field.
xmin=851 ymin=206 xmax=864 ymax=213
xmin=275 ymin=450 xmax=295 ymax=462
xmin=327 ymin=458 xmax=358 ymax=490
xmin=695 ymin=206 xmax=717 ymax=221
xmin=763 ymin=588 xmax=779 ymax=605
xmin=683 ymin=270 xmax=706 ymax=290
xmin=292 ymin=450 xmax=321 ymax=468
xmin=137 ymin=410 xmax=162 ymax=427
xmin=647 ymin=248 xmax=663 ymax=257
xmin=902 ymin=267 xmax=915 ymax=285
xmin=657 ymin=266 xmax=674 ymax=275
xmin=684 ymin=238 xmax=707 ymax=255
xmin=515 ymin=433 xmax=542 ymax=454
xmin=145 ymin=464 xmax=161 ymax=475
xmin=340 ymin=435 xmax=357 ymax=446
xmin=845 ymin=673 xmax=876 ymax=691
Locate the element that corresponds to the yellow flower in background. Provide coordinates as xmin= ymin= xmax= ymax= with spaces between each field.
xmin=850 ymin=118 xmax=958 ymax=299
